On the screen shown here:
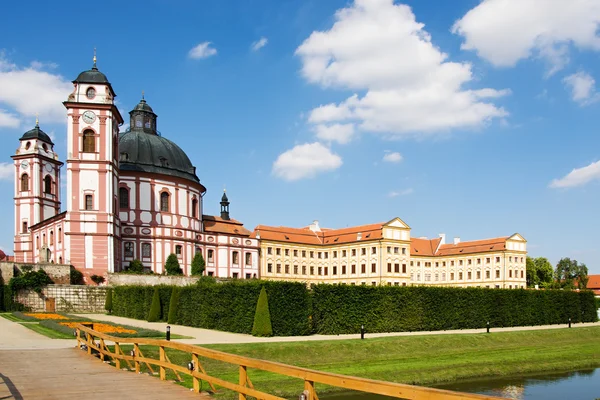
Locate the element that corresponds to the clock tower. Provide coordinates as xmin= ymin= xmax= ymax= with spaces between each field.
xmin=12 ymin=120 xmax=62 ymax=263
xmin=63 ymin=56 xmax=124 ymax=274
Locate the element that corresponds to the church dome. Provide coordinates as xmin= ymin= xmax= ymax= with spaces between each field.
xmin=118 ymin=98 xmax=199 ymax=184
xmin=20 ymin=123 xmax=54 ymax=145
xmin=74 ymin=67 xmax=109 ymax=84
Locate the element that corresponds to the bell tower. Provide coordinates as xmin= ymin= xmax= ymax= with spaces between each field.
xmin=63 ymin=55 xmax=124 ymax=274
xmin=12 ymin=119 xmax=62 ymax=262
xmin=220 ymin=190 xmax=230 ymax=220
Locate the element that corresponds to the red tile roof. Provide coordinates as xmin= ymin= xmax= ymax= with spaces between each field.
xmin=203 ymin=215 xmax=251 ymax=236
xmin=411 ymin=237 xmax=442 ymax=256
xmin=587 ymin=274 xmax=600 ymax=290
xmin=436 ymin=237 xmax=509 ymax=256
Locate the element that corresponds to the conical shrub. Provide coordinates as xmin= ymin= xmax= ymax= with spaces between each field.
xmin=104 ymin=288 xmax=113 ymax=314
xmin=252 ymin=287 xmax=273 ymax=337
xmin=147 ymin=287 xmax=161 ymax=322
xmin=167 ymin=287 xmax=180 ymax=324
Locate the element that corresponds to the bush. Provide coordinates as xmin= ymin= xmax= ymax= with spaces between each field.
xmin=147 ymin=287 xmax=162 ymax=322
xmin=90 ymin=275 xmax=105 ymax=285
xmin=165 ymin=254 xmax=183 ymax=275
xmin=9 ymin=269 xmax=53 ymax=294
xmin=104 ymin=288 xmax=113 ymax=314
xmin=70 ymin=267 xmax=84 ymax=285
xmin=126 ymin=259 xmax=145 ymax=274
xmin=167 ymin=287 xmax=180 ymax=324
xmin=252 ymin=287 xmax=273 ymax=337
xmin=191 ymin=252 xmax=205 ymax=276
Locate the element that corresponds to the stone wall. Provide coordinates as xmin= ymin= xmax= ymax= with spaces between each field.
xmin=0 ymin=262 xmax=71 ymax=285
xmin=14 ymin=284 xmax=107 ymax=312
xmin=107 ymin=273 xmax=200 ymax=287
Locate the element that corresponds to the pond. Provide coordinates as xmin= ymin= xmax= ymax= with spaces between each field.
xmin=319 ymin=368 xmax=600 ymax=399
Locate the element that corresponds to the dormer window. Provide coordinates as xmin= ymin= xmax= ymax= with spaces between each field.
xmin=86 ymin=87 xmax=96 ymax=99
xmin=120 ymin=152 xmax=129 ymax=161
xmin=159 ymin=157 xmax=168 ymax=167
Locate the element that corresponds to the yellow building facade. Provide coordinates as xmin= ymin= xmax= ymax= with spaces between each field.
xmin=252 ymin=218 xmax=527 ymax=289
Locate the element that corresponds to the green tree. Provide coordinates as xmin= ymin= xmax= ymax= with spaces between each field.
xmin=164 ymin=253 xmax=183 ymax=275
xmin=191 ymin=252 xmax=206 ymax=276
xmin=126 ymin=259 xmax=144 ymax=274
xmin=104 ymin=288 xmax=113 ymax=314
xmin=526 ymin=256 xmax=537 ymax=287
xmin=147 ymin=287 xmax=162 ymax=322
xmin=251 ymin=287 xmax=273 ymax=337
xmin=167 ymin=287 xmax=180 ymax=324
xmin=533 ymin=257 xmax=554 ymax=288
xmin=555 ymin=257 xmax=589 ymax=289
xmin=70 ymin=267 xmax=84 ymax=285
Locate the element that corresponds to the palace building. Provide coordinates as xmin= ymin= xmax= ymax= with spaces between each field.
xmin=11 ymin=58 xmax=259 ymax=281
xmin=253 ymin=218 xmax=527 ymax=288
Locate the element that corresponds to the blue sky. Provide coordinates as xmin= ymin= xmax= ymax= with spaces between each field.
xmin=1 ymin=0 xmax=599 ymax=273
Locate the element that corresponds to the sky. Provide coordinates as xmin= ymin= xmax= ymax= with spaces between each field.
xmin=0 ymin=0 xmax=599 ymax=273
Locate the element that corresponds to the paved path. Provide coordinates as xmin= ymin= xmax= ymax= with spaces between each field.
xmin=75 ymin=313 xmax=600 ymax=344
xmin=0 ymin=316 xmax=73 ymax=350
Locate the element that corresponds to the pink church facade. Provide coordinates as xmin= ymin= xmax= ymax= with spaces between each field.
xmin=12 ymin=59 xmax=259 ymax=282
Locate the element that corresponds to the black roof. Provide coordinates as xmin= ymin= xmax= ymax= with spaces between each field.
xmin=74 ymin=65 xmax=109 ymax=85
xmin=20 ymin=124 xmax=54 ymax=145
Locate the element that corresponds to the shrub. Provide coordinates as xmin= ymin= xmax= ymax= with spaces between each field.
xmin=190 ymin=252 xmax=205 ymax=276
xmin=165 ymin=253 xmax=183 ymax=275
xmin=252 ymin=287 xmax=273 ymax=337
xmin=90 ymin=275 xmax=105 ymax=285
xmin=104 ymin=288 xmax=113 ymax=314
xmin=167 ymin=287 xmax=180 ymax=324
xmin=70 ymin=267 xmax=84 ymax=285
xmin=9 ymin=269 xmax=53 ymax=294
xmin=127 ymin=259 xmax=145 ymax=274
xmin=147 ymin=287 xmax=162 ymax=322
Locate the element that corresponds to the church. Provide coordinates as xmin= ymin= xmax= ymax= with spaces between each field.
xmin=11 ymin=58 xmax=259 ymax=281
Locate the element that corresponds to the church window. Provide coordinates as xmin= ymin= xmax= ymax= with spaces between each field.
xmin=207 ymin=249 xmax=214 ymax=262
xmin=25 ymin=142 xmax=31 ymax=150
xmin=44 ymin=175 xmax=52 ymax=194
xmin=124 ymin=242 xmax=134 ymax=257
xmin=59 ymin=257 xmax=63 ymax=264
xmin=245 ymin=252 xmax=251 ymax=265
xmin=22 ymin=221 xmax=28 ymax=233
xmin=82 ymin=130 xmax=95 ymax=153
xmin=85 ymin=194 xmax=93 ymax=210
xmin=191 ymin=198 xmax=198 ymax=218
xmin=142 ymin=243 xmax=151 ymax=258
xmin=232 ymin=251 xmax=239 ymax=265
xmin=21 ymin=174 xmax=29 ymax=191
xmin=86 ymin=87 xmax=96 ymax=99
xmin=50 ymin=231 xmax=54 ymax=245
xmin=160 ymin=192 xmax=169 ymax=212
xmin=58 ymin=228 xmax=62 ymax=243
xmin=175 ymin=245 xmax=182 ymax=256
xmin=119 ymin=187 xmax=129 ymax=209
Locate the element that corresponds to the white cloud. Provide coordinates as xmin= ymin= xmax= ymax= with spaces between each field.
xmin=388 ymin=188 xmax=413 ymax=197
xmin=452 ymin=0 xmax=600 ymax=74
xmin=314 ymin=123 xmax=355 ymax=144
xmin=272 ymin=142 xmax=342 ymax=181
xmin=188 ymin=42 xmax=217 ymax=59
xmin=0 ymin=53 xmax=72 ymax=124
xmin=563 ymin=71 xmax=599 ymax=105
xmin=549 ymin=160 xmax=600 ymax=188
xmin=383 ymin=151 xmax=403 ymax=163
xmin=0 ymin=162 xmax=13 ymax=181
xmin=251 ymin=37 xmax=268 ymax=51
xmin=120 ymin=123 xmax=130 ymax=133
xmin=296 ymin=0 xmax=508 ymax=139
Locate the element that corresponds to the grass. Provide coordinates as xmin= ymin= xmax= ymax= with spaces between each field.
xmin=1 ymin=312 xmax=29 ymax=322
xmin=103 ymin=326 xmax=600 ymax=399
xmin=21 ymin=323 xmax=74 ymax=339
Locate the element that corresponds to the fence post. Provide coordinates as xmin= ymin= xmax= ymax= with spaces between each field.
xmin=134 ymin=343 xmax=140 ymax=373
xmin=304 ymin=380 xmax=316 ymax=400
xmin=115 ymin=342 xmax=121 ymax=369
xmin=86 ymin=332 xmax=92 ymax=355
xmin=239 ymin=365 xmax=247 ymax=400
xmin=76 ymin=328 xmax=81 ymax=348
xmin=159 ymin=346 xmax=166 ymax=380
xmin=192 ymin=353 xmax=200 ymax=393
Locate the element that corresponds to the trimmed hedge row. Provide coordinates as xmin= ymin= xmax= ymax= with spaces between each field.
xmin=111 ymin=281 xmax=598 ymax=336
xmin=311 ymin=285 xmax=598 ymax=334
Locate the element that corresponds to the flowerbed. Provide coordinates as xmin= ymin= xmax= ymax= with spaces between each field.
xmin=60 ymin=321 xmax=137 ymax=334
xmin=24 ymin=313 xmax=68 ymax=320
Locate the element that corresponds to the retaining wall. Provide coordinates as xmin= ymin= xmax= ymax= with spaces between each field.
xmin=15 ymin=284 xmax=107 ymax=312
xmin=107 ymin=273 xmax=200 ymax=287
xmin=0 ymin=262 xmax=71 ymax=284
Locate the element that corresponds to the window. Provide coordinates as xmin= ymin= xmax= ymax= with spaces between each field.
xmin=521 ymin=270 xmax=524 ymax=278
xmin=208 ymin=271 xmax=214 ymax=277
xmin=496 ymin=270 xmax=500 ymax=278
xmin=394 ymin=263 xmax=400 ymax=273
xmin=361 ymin=264 xmax=366 ymax=274
xmin=86 ymin=87 xmax=96 ymax=99
xmin=468 ymin=271 xmax=472 ymax=280
xmin=387 ymin=246 xmax=391 ymax=254
xmin=22 ymin=221 xmax=28 ymax=233
xmin=372 ymin=282 xmax=377 ymax=286
xmin=459 ymin=260 xmax=463 ymax=266
xmin=486 ymin=258 xmax=491 ymax=264
xmin=286 ymin=249 xmax=290 ymax=256
xmin=477 ymin=271 xmax=481 ymax=279
xmin=275 ymin=248 xmax=281 ymax=256
xmin=371 ymin=263 xmax=376 ymax=273
xmin=402 ymin=248 xmax=406 ymax=255
xmin=333 ymin=251 xmax=337 ymax=258
xmin=402 ymin=264 xmax=406 ymax=273
xmin=285 ymin=265 xmax=290 ymax=274
xmin=50 ymin=231 xmax=54 ymax=245
xmin=160 ymin=192 xmax=169 ymax=212
xmin=267 ymin=247 xmax=272 ymax=255
xmin=302 ymin=265 xmax=306 ymax=275
xmin=324 ymin=252 xmax=328 ymax=259
xmin=119 ymin=187 xmax=129 ymax=209
xmin=142 ymin=243 xmax=151 ymax=257
xmin=318 ymin=252 xmax=322 ymax=259
xmin=442 ymin=272 xmax=446 ymax=281
xmin=267 ymin=263 xmax=273 ymax=273
xmin=21 ymin=174 xmax=29 ymax=191
xmin=352 ymin=249 xmax=356 ymax=256
xmin=361 ymin=248 xmax=366 ymax=256
xmin=246 ymin=273 xmax=251 ymax=279
xmin=310 ymin=251 xmax=314 ymax=258
xmin=333 ymin=266 xmax=337 ymax=275
xmin=191 ymin=198 xmax=198 ymax=218
xmin=442 ymin=262 xmax=446 ymax=267
xmin=417 ymin=261 xmax=421 ymax=267
xmin=496 ymin=257 xmax=500 ymax=263
xmin=351 ymin=265 xmax=356 ymax=274
xmin=371 ymin=247 xmax=377 ymax=254
xmin=302 ymin=250 xmax=306 ymax=258
xmin=318 ymin=267 xmax=322 ymax=275
xmin=44 ymin=175 xmax=52 ymax=194
xmin=387 ymin=263 xmax=392 ymax=273
xmin=435 ymin=262 xmax=439 ymax=267
xmin=410 ymin=261 xmax=414 ymax=266
xmin=82 ymin=130 xmax=95 ymax=153
xmin=459 ymin=272 xmax=463 ymax=280
xmin=293 ymin=250 xmax=298 ymax=257
xmin=435 ymin=274 xmax=439 ymax=281
xmin=468 ymin=259 xmax=472 ymax=265
xmin=342 ymin=250 xmax=347 ymax=257
xmin=342 ymin=265 xmax=347 ymax=274
xmin=486 ymin=270 xmax=491 ymax=279
xmin=124 ymin=242 xmax=134 ymax=257
xmin=509 ymin=270 xmax=512 ymax=278
xmin=232 ymin=272 xmax=238 ymax=279
xmin=232 ymin=251 xmax=239 ymax=264
xmin=450 ymin=272 xmax=455 ymax=280
xmin=245 ymin=253 xmax=252 ymax=265
xmin=310 ymin=266 xmax=314 ymax=275
xmin=175 ymin=245 xmax=182 ymax=256
xmin=120 ymin=152 xmax=129 ymax=161
xmin=451 ymin=260 xmax=454 ymax=266
xmin=85 ymin=194 xmax=93 ymax=210
xmin=293 ymin=265 xmax=298 ymax=274
xmin=208 ymin=249 xmax=214 ymax=262
xmin=277 ymin=264 xmax=282 ymax=273
xmin=394 ymin=247 xmax=399 ymax=254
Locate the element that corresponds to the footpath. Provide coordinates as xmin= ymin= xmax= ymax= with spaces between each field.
xmin=75 ymin=313 xmax=600 ymax=345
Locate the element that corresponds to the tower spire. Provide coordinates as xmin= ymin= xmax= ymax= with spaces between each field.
xmin=35 ymin=113 xmax=39 ymax=127
xmin=220 ymin=189 xmax=230 ymax=220
xmin=93 ymin=48 xmax=97 ymax=69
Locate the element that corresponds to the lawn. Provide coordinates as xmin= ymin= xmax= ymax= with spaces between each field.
xmin=106 ymin=326 xmax=600 ymax=399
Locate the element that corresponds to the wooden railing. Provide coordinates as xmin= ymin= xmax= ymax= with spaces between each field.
xmin=75 ymin=324 xmax=503 ymax=400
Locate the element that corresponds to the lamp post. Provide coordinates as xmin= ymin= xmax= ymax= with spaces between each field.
xmin=568 ymin=317 xmax=571 ymax=328
xmin=360 ymin=324 xmax=365 ymax=340
xmin=486 ymin=321 xmax=490 ymax=334
xmin=166 ymin=325 xmax=171 ymax=341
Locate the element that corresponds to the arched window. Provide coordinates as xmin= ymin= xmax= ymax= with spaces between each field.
xmin=21 ymin=174 xmax=29 ymax=191
xmin=44 ymin=175 xmax=52 ymax=194
xmin=160 ymin=192 xmax=169 ymax=212
xmin=59 ymin=256 xmax=63 ymax=264
xmin=191 ymin=198 xmax=198 ymax=218
xmin=50 ymin=231 xmax=54 ymax=245
xmin=58 ymin=227 xmax=62 ymax=243
xmin=119 ymin=187 xmax=129 ymax=209
xmin=82 ymin=130 xmax=95 ymax=153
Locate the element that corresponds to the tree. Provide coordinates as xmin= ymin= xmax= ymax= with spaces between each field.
xmin=526 ymin=256 xmax=537 ymax=287
xmin=555 ymin=257 xmax=589 ymax=289
xmin=191 ymin=252 xmax=205 ymax=276
xmin=90 ymin=275 xmax=105 ymax=285
xmin=164 ymin=253 xmax=183 ymax=275
xmin=533 ymin=257 xmax=554 ymax=288
xmin=70 ymin=267 xmax=84 ymax=285
xmin=147 ymin=287 xmax=161 ymax=322
xmin=251 ymin=287 xmax=273 ymax=337
xmin=104 ymin=288 xmax=113 ymax=314
xmin=167 ymin=287 xmax=180 ymax=324
xmin=126 ymin=259 xmax=144 ymax=274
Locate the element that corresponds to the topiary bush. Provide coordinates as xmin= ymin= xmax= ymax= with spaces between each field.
xmin=167 ymin=287 xmax=180 ymax=324
xmin=147 ymin=287 xmax=162 ymax=322
xmin=70 ymin=267 xmax=84 ymax=285
xmin=190 ymin=252 xmax=205 ymax=276
xmin=104 ymin=288 xmax=113 ymax=314
xmin=165 ymin=253 xmax=183 ymax=275
xmin=127 ymin=259 xmax=145 ymax=274
xmin=252 ymin=286 xmax=273 ymax=337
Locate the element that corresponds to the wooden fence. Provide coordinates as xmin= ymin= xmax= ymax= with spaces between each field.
xmin=75 ymin=324 xmax=503 ymax=400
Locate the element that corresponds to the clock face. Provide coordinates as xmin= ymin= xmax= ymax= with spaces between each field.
xmin=45 ymin=164 xmax=53 ymax=172
xmin=82 ymin=111 xmax=96 ymax=124
xmin=20 ymin=161 xmax=29 ymax=169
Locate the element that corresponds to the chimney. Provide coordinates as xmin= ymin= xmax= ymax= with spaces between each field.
xmin=357 ymin=232 xmax=362 ymax=241
xmin=309 ymin=220 xmax=321 ymax=232
xmin=453 ymin=237 xmax=460 ymax=245
xmin=438 ymin=233 xmax=446 ymax=245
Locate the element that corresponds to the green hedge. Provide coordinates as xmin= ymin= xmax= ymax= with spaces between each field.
xmin=310 ymin=285 xmax=599 ymax=334
xmin=112 ymin=280 xmax=311 ymax=336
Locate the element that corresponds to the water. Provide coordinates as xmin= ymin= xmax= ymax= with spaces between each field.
xmin=319 ymin=368 xmax=600 ymax=399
